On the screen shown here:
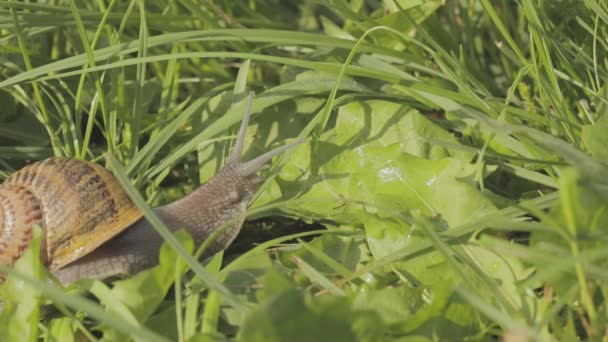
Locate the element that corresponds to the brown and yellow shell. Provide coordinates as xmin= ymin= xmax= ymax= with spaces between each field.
xmin=0 ymin=157 xmax=142 ymax=272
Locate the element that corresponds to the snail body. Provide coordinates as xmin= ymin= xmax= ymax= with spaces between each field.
xmin=0 ymin=95 xmax=302 ymax=284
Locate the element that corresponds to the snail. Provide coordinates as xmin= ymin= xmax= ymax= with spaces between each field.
xmin=0 ymin=94 xmax=303 ymax=285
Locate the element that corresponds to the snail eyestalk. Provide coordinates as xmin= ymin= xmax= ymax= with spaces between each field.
xmin=228 ymin=91 xmax=255 ymax=165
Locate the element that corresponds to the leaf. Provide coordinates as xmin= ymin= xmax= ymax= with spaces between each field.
xmin=47 ymin=317 xmax=78 ymax=342
xmin=145 ymin=305 xmax=178 ymax=342
xmin=93 ymin=230 xmax=194 ymax=341
xmin=278 ymin=234 xmax=362 ymax=275
xmin=258 ymin=268 xmax=293 ymax=302
xmin=334 ymin=100 xmax=471 ymax=160
xmin=238 ymin=289 xmax=384 ymax=342
xmin=0 ymin=226 xmax=44 ymax=342
xmin=289 ymin=142 xmax=494 ymax=258
xmin=374 ymin=0 xmax=445 ymax=51
xmin=529 ymin=168 xmax=608 ymax=295
xmin=352 ymin=286 xmax=420 ymax=325
xmin=582 ymin=114 xmax=608 ymax=163
xmin=111 ymin=230 xmax=194 ymax=322
xmin=397 ymin=283 xmax=478 ymax=339
xmin=462 ymin=244 xmax=528 ymax=309
xmin=532 ymin=168 xmax=608 ymax=250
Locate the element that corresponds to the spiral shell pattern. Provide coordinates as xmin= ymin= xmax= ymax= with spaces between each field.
xmin=0 ymin=185 xmax=44 ymax=270
xmin=0 ymin=158 xmax=142 ymax=273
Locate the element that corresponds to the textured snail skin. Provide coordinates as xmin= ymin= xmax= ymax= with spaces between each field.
xmin=52 ymin=162 xmax=257 ymax=285
xmin=0 ymin=94 xmax=303 ymax=285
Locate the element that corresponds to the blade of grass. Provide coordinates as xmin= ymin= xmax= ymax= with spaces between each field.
xmin=292 ymin=256 xmax=346 ymax=296
xmin=66 ymin=0 xmax=110 ymax=158
xmin=0 ymin=29 xmax=417 ymax=89
xmin=8 ymin=0 xmax=61 ymax=155
xmin=129 ymin=0 xmax=148 ymax=156
xmin=198 ymin=252 xmax=223 ymax=341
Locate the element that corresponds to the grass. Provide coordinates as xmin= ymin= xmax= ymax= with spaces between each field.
xmin=1 ymin=0 xmax=607 ymax=341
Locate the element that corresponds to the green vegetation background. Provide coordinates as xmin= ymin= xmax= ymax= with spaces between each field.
xmin=1 ymin=0 xmax=607 ymax=341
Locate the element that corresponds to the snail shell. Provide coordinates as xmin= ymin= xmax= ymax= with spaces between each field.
xmin=0 ymin=158 xmax=142 ymax=273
